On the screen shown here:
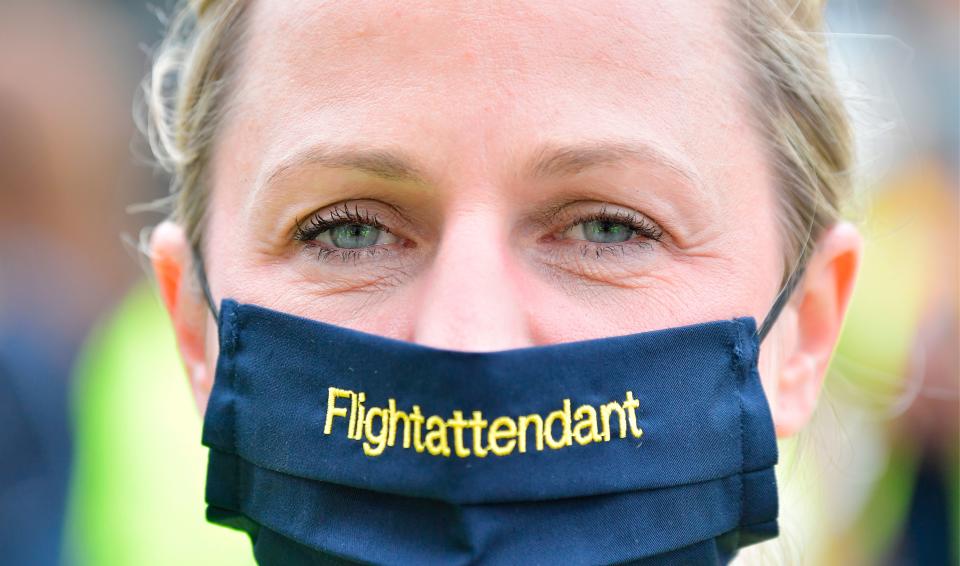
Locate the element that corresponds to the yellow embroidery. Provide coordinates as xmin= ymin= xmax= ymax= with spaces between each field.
xmin=324 ymin=387 xmax=351 ymax=436
xmin=572 ymin=405 xmax=602 ymax=446
xmin=599 ymin=400 xmax=627 ymax=441
xmin=323 ymin=388 xmax=644 ymax=458
xmin=410 ymin=405 xmax=426 ymax=453
xmin=449 ymin=411 xmax=471 ymax=458
xmin=488 ymin=416 xmax=517 ymax=456
xmin=517 ymin=414 xmax=544 ymax=453
xmin=624 ymin=391 xmax=644 ymax=438
xmin=387 ymin=399 xmax=411 ymax=448
xmin=544 ymin=399 xmax=573 ymax=449
xmin=353 ymin=392 xmax=366 ymax=441
xmin=363 ymin=407 xmax=389 ymax=456
xmin=347 ymin=390 xmax=358 ymax=438
xmin=424 ymin=415 xmax=451 ymax=457
xmin=470 ymin=411 xmax=489 ymax=458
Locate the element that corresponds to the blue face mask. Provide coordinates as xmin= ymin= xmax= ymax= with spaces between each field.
xmin=193 ymin=256 xmax=803 ymax=565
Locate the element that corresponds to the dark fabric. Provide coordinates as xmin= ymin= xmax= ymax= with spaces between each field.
xmin=202 ymin=299 xmax=779 ymax=565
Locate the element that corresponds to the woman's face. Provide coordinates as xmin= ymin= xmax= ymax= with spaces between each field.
xmin=185 ymin=0 xmax=819 ymax=423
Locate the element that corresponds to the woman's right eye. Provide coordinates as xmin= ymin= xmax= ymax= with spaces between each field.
xmin=293 ymin=203 xmax=403 ymax=262
xmin=314 ymin=222 xmax=398 ymax=249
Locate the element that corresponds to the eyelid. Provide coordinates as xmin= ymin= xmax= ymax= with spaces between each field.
xmin=293 ymin=200 xmax=414 ymax=242
xmin=536 ymin=201 xmax=665 ymax=242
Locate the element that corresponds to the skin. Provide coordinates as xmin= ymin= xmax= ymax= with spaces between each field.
xmin=151 ymin=0 xmax=862 ymax=437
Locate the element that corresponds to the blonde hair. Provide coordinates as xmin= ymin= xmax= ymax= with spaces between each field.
xmin=142 ymin=0 xmax=854 ymax=284
xmin=143 ymin=0 xmax=247 ymax=254
xmin=728 ymin=0 xmax=853 ymax=282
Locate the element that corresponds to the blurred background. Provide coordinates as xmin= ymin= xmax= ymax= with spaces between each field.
xmin=0 ymin=0 xmax=955 ymax=565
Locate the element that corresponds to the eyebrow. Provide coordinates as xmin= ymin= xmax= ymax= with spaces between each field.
xmin=257 ymin=139 xmax=705 ymax=197
xmin=524 ymin=140 xmax=703 ymax=190
xmin=262 ymin=145 xmax=428 ymax=188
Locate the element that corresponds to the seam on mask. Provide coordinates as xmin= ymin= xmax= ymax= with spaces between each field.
xmin=216 ymin=451 xmax=763 ymax=562
xmin=733 ymin=321 xmax=746 ymax=542
xmin=220 ymin=445 xmax=772 ymax=507
xmin=230 ymin=305 xmax=242 ymax=513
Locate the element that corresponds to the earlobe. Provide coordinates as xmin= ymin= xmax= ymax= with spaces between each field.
xmin=149 ymin=220 xmax=214 ymax=414
xmin=774 ymin=352 xmax=818 ymax=437
xmin=773 ymin=221 xmax=863 ymax=437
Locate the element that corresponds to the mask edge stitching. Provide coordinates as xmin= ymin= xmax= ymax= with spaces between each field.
xmin=230 ymin=306 xmax=243 ymax=523
xmin=735 ymin=321 xmax=746 ymax=552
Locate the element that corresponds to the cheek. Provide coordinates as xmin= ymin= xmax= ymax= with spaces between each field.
xmin=506 ymin=248 xmax=780 ymax=346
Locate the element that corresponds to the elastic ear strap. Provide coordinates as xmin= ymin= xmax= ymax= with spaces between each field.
xmin=191 ymin=243 xmax=220 ymax=321
xmin=758 ymin=188 xmax=821 ymax=344
xmin=756 ymin=260 xmax=808 ymax=344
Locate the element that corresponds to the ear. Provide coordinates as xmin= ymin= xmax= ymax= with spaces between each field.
xmin=774 ymin=221 xmax=863 ymax=437
xmin=149 ymin=220 xmax=214 ymax=414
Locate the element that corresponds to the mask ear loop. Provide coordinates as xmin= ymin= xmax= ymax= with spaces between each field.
xmin=756 ymin=194 xmax=821 ymax=344
xmin=191 ymin=242 xmax=220 ymax=321
xmin=756 ymin=260 xmax=808 ymax=343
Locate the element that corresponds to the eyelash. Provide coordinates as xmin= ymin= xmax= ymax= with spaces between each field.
xmin=293 ymin=203 xmax=395 ymax=263
xmin=564 ymin=206 xmax=663 ymax=259
xmin=569 ymin=206 xmax=663 ymax=240
xmin=292 ymin=203 xmax=663 ymax=264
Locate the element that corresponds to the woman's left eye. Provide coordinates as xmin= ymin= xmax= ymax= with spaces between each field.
xmin=558 ymin=209 xmax=663 ymax=247
xmin=564 ymin=219 xmax=636 ymax=244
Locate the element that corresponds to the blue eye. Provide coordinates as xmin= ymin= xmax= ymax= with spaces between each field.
xmin=306 ymin=221 xmax=398 ymax=250
xmin=326 ymin=223 xmax=388 ymax=248
xmin=576 ymin=219 xmax=634 ymax=243
xmin=561 ymin=210 xmax=662 ymax=246
xmin=294 ymin=206 xmax=399 ymax=252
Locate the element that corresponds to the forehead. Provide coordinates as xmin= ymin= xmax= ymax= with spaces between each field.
xmin=226 ymin=0 xmax=753 ymax=191
xmin=243 ymin=0 xmax=731 ymax=83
